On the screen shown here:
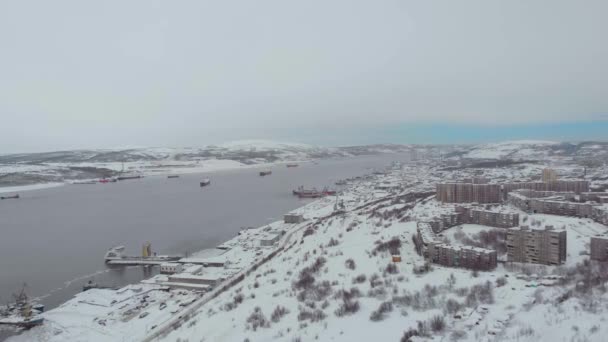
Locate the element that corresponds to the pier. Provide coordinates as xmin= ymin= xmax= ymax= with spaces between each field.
xmin=104 ymin=245 xmax=181 ymax=266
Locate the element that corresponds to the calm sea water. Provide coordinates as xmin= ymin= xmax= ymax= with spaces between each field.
xmin=0 ymin=154 xmax=406 ymax=318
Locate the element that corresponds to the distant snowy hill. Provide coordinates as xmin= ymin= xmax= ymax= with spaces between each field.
xmin=461 ymin=140 xmax=608 ymax=161
xmin=0 ymin=141 xmax=415 ymax=187
xmin=463 ymin=140 xmax=559 ymax=160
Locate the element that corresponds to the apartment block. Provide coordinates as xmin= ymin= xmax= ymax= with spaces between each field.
xmin=590 ymin=236 xmax=608 ymax=261
xmin=413 ymin=222 xmax=439 ymax=258
xmin=436 ymin=183 xmax=501 ymax=204
xmin=463 ymin=177 xmax=489 ymax=184
xmin=542 ymin=168 xmax=557 ymax=182
xmin=456 ymin=206 xmax=519 ymax=228
xmin=428 ymin=243 xmax=497 ymax=270
xmin=506 ymin=226 xmax=567 ymax=265
xmin=501 ymin=180 xmax=589 ymax=199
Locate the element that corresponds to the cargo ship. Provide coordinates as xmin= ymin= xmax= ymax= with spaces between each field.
xmin=200 ymin=178 xmax=211 ymax=187
xmin=259 ymin=170 xmax=272 ymax=176
xmin=292 ymin=186 xmax=336 ymax=198
xmin=0 ymin=194 xmax=19 ymax=200
xmin=0 ymin=285 xmax=44 ymax=328
xmin=116 ymin=175 xmax=143 ymax=181
xmin=286 ymin=163 xmax=299 ymax=168
xmin=168 ymin=175 xmax=180 ymax=179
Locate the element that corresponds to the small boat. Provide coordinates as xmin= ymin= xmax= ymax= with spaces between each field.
xmin=286 ymin=163 xmax=299 ymax=168
xmin=335 ymin=180 xmax=347 ymax=186
xmin=259 ymin=170 xmax=272 ymax=176
xmin=200 ymin=178 xmax=211 ymax=187
xmin=292 ymin=186 xmax=317 ymax=196
xmin=82 ymin=280 xmax=115 ymax=292
xmin=0 ymin=194 xmax=19 ymax=200
xmin=167 ymin=175 xmax=180 ymax=179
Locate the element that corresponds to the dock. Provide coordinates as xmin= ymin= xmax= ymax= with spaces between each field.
xmin=104 ymin=245 xmax=181 ymax=266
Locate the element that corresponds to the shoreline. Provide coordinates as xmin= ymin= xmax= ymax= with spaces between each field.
xmin=0 ymin=158 xmax=313 ymax=194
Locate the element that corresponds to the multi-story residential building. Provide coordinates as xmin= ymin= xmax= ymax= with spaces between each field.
xmin=427 ymin=243 xmax=497 ymax=270
xmin=413 ymin=222 xmax=439 ymax=258
xmin=456 ymin=206 xmax=519 ymax=228
xmin=426 ymin=212 xmax=463 ymax=233
xmin=501 ymin=180 xmax=589 ymax=199
xmin=590 ymin=236 xmax=608 ymax=261
xmin=542 ymin=168 xmax=558 ymax=182
xmin=507 ymin=190 xmax=598 ymax=218
xmin=463 ymin=177 xmax=489 ymax=184
xmin=436 ymin=183 xmax=501 ymax=203
xmin=580 ymin=192 xmax=608 ymax=204
xmin=592 ymin=206 xmax=608 ymax=226
xmin=506 ymin=226 xmax=567 ymax=265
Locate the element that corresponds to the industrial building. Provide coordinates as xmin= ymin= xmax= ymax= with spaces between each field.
xmin=590 ymin=236 xmax=608 ymax=261
xmin=427 ymin=243 xmax=497 ymax=271
xmin=506 ymin=226 xmax=567 ymax=265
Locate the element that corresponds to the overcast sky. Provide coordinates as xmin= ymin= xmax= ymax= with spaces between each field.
xmin=1 ymin=0 xmax=607 ymax=152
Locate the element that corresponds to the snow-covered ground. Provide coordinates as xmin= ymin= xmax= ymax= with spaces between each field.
xmin=8 ymin=151 xmax=608 ymax=342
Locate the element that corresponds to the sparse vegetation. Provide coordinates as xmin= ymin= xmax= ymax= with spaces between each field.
xmin=246 ymin=307 xmax=269 ymax=331
xmin=270 ymin=305 xmax=289 ymax=323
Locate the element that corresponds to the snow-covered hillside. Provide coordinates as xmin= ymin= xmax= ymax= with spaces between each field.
xmin=12 ymin=157 xmax=608 ymax=342
xmin=463 ymin=140 xmax=559 ymax=160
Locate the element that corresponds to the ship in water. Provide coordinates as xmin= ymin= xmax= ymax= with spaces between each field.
xmin=259 ymin=170 xmax=272 ymax=176
xmin=72 ymin=180 xmax=97 ymax=185
xmin=292 ymin=186 xmax=337 ymax=198
xmin=0 ymin=194 xmax=19 ymax=200
xmin=116 ymin=174 xmax=143 ymax=181
xmin=168 ymin=175 xmax=180 ymax=179
xmin=82 ymin=280 xmax=116 ymax=292
xmin=200 ymin=178 xmax=211 ymax=187
xmin=0 ymin=284 xmax=44 ymax=328
xmin=286 ymin=163 xmax=299 ymax=168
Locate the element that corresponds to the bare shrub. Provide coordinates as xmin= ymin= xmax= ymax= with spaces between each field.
xmin=496 ymin=277 xmax=507 ymax=287
xmin=297 ymin=280 xmax=332 ymax=302
xmin=352 ymin=274 xmax=366 ymax=284
xmin=450 ymin=330 xmax=467 ymax=341
xmin=345 ymin=258 xmax=356 ymax=270
xmin=327 ymin=238 xmax=340 ymax=247
xmin=367 ymin=286 xmax=388 ymax=299
xmin=369 ymin=273 xmax=383 ymax=288
xmin=465 ymin=281 xmax=494 ymax=307
xmin=369 ymin=301 xmax=393 ymax=321
xmin=271 ymin=305 xmax=290 ymax=323
xmin=246 ymin=307 xmax=269 ymax=331
xmin=385 ymin=263 xmax=399 ymax=275
xmin=334 ymin=296 xmax=360 ymax=317
xmin=374 ymin=237 xmax=402 ymax=255
xmin=401 ymin=328 xmax=419 ymax=342
xmin=429 ymin=315 xmax=445 ymax=332
xmin=334 ymin=287 xmax=361 ymax=300
xmin=303 ymin=227 xmax=315 ymax=237
xmin=297 ymin=307 xmax=326 ymax=322
xmin=445 ymin=298 xmax=461 ymax=314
